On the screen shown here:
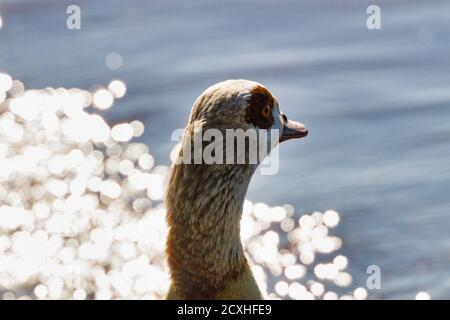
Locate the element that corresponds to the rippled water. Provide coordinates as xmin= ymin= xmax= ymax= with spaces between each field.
xmin=1 ymin=0 xmax=450 ymax=299
xmin=0 ymin=81 xmax=365 ymax=300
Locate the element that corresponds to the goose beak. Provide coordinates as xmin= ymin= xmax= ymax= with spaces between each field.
xmin=280 ymin=116 xmax=308 ymax=142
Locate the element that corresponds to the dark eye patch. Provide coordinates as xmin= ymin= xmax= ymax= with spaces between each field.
xmin=245 ymin=85 xmax=275 ymax=129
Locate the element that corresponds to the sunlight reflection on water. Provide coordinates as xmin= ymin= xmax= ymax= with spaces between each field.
xmin=0 ymin=74 xmax=388 ymax=299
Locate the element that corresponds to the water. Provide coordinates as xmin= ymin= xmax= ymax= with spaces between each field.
xmin=1 ymin=0 xmax=450 ymax=299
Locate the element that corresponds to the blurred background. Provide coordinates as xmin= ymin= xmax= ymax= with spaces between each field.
xmin=0 ymin=0 xmax=450 ymax=299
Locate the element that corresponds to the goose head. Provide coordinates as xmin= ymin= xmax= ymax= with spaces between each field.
xmin=182 ymin=79 xmax=308 ymax=162
xmin=165 ymin=79 xmax=307 ymax=300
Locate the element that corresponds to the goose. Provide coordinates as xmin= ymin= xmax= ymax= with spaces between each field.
xmin=165 ymin=79 xmax=308 ymax=299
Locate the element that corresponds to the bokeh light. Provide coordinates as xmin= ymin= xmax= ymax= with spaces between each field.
xmin=108 ymin=80 xmax=127 ymax=99
xmin=415 ymin=291 xmax=431 ymax=300
xmin=0 ymin=73 xmax=12 ymax=92
xmin=105 ymin=53 xmax=124 ymax=70
xmin=0 ymin=74 xmax=368 ymax=300
xmin=93 ymin=89 xmax=114 ymax=110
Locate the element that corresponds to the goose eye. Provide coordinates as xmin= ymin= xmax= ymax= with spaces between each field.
xmin=261 ymin=106 xmax=271 ymax=118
